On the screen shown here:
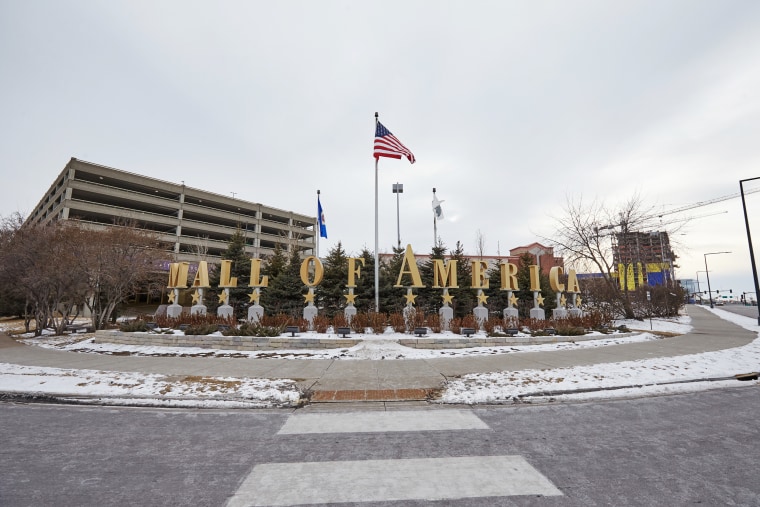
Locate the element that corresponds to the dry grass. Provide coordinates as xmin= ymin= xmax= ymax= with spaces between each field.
xmin=0 ymin=317 xmax=31 ymax=335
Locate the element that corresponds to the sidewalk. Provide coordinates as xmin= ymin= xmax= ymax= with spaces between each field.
xmin=1 ymin=305 xmax=757 ymax=405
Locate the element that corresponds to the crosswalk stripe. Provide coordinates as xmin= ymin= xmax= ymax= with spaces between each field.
xmin=226 ymin=455 xmax=563 ymax=506
xmin=277 ymin=409 xmax=489 ymax=434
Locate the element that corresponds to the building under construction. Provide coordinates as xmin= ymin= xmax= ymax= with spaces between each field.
xmin=613 ymin=230 xmax=675 ymax=289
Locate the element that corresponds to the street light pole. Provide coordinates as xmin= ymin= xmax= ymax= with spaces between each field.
xmin=696 ymin=270 xmax=708 ymax=299
xmin=392 ymin=183 xmax=403 ymax=250
xmin=704 ymin=252 xmax=731 ymax=308
xmin=740 ymin=176 xmax=760 ymax=325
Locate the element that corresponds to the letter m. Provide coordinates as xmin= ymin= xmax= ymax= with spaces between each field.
xmin=432 ymin=259 xmax=458 ymax=288
xmin=167 ymin=262 xmax=190 ymax=289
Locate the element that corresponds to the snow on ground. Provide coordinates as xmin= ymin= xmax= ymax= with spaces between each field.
xmin=0 ymin=363 xmax=301 ymax=408
xmin=440 ymin=307 xmax=760 ymax=404
xmin=10 ymin=315 xmax=692 ymax=361
xmin=1 ymin=310 xmax=757 ymax=407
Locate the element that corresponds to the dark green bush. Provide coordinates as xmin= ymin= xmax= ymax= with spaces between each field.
xmin=222 ymin=322 xmax=283 ymax=337
xmin=183 ymin=323 xmax=223 ymax=335
xmin=555 ymin=325 xmax=587 ymax=336
xmin=119 ymin=320 xmax=149 ymax=332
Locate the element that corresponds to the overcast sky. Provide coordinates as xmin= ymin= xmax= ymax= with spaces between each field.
xmin=2 ymin=0 xmax=760 ymax=296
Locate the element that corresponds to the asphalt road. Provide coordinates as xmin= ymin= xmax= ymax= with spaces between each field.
xmin=716 ymin=303 xmax=760 ymax=321
xmin=2 ymin=385 xmax=760 ymax=506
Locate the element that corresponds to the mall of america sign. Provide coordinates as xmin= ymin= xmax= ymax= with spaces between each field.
xmin=163 ymin=244 xmax=582 ymax=325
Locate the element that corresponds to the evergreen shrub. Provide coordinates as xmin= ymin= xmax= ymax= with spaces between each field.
xmin=223 ymin=322 xmax=283 ymax=337
xmin=119 ymin=320 xmax=149 ymax=332
xmin=183 ymin=323 xmax=223 ymax=335
xmin=554 ymin=325 xmax=586 ymax=336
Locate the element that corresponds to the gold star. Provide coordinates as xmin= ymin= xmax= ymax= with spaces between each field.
xmin=404 ymin=291 xmax=417 ymax=305
xmin=248 ymin=290 xmax=260 ymax=303
xmin=167 ymin=291 xmax=175 ymax=304
xmin=304 ymin=290 xmax=315 ymax=303
xmin=576 ymin=295 xmax=582 ymax=306
xmin=477 ymin=293 xmax=489 ymax=305
xmin=344 ymin=292 xmax=357 ymax=304
xmin=191 ymin=290 xmax=200 ymax=304
xmin=560 ymin=294 xmax=567 ymax=307
xmin=217 ymin=291 xmax=227 ymax=304
xmin=509 ymin=293 xmax=518 ymax=307
xmin=441 ymin=291 xmax=454 ymax=304
xmin=536 ymin=294 xmax=545 ymax=307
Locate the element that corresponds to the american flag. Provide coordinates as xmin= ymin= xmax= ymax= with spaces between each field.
xmin=374 ymin=122 xmax=415 ymax=164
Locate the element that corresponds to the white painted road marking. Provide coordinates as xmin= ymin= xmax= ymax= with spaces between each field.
xmin=277 ymin=409 xmax=489 ymax=434
xmin=226 ymin=455 xmax=563 ymax=506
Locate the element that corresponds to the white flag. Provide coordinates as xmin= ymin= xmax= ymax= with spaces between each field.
xmin=432 ymin=195 xmax=444 ymax=220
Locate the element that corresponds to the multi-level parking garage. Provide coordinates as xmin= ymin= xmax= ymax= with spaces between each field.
xmin=27 ymin=158 xmax=316 ymax=263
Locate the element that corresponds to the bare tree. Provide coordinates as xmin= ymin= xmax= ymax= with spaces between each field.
xmin=547 ymin=194 xmax=660 ymax=319
xmin=189 ymin=234 xmax=210 ymax=261
xmin=75 ymin=221 xmax=169 ymax=330
xmin=0 ymin=216 xmax=169 ymax=334
xmin=0 ymin=217 xmax=88 ymax=335
xmin=474 ymin=229 xmax=487 ymax=260
xmin=0 ymin=213 xmax=27 ymax=318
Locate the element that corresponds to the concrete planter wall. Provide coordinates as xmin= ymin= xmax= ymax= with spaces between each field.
xmin=94 ymin=330 xmax=360 ymax=351
xmin=95 ymin=330 xmax=633 ymax=351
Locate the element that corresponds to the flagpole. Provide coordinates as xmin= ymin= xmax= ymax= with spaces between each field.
xmin=316 ymin=189 xmax=320 ymax=258
xmin=374 ymin=112 xmax=380 ymax=312
xmin=433 ymin=187 xmax=437 ymax=247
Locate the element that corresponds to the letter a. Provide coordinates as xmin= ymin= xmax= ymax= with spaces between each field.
xmin=566 ymin=269 xmax=580 ymax=293
xmin=394 ymin=244 xmax=424 ymax=288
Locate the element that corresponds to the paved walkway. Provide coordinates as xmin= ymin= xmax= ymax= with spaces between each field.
xmin=1 ymin=305 xmax=757 ymax=402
